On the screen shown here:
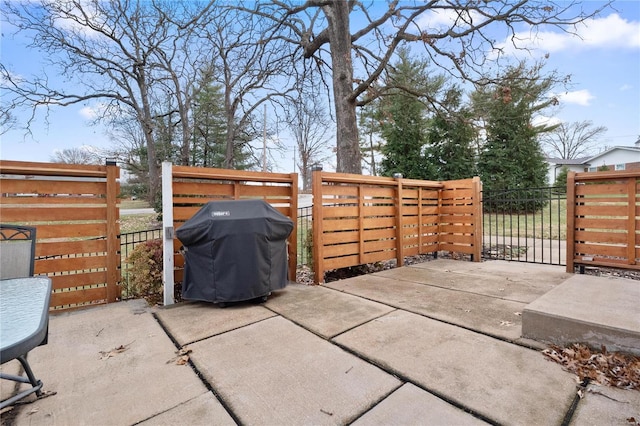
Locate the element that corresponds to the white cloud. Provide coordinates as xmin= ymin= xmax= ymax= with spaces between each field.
xmin=619 ymin=84 xmax=633 ymax=92
xmin=533 ymin=114 xmax=563 ymax=128
xmin=555 ymin=89 xmax=595 ymax=106
xmin=494 ymin=13 xmax=640 ymax=57
xmin=78 ymin=103 xmax=108 ymax=120
xmin=48 ymin=0 xmax=109 ymax=39
xmin=417 ymin=8 xmax=483 ymax=30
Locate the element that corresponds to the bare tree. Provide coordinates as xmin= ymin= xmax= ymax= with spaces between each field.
xmin=202 ymin=7 xmax=298 ymax=169
xmin=237 ymin=0 xmax=611 ymax=174
xmin=50 ymin=146 xmax=102 ymax=165
xmin=1 ymin=0 xmax=215 ymax=204
xmin=540 ymin=120 xmax=607 ymax=159
xmin=285 ymin=92 xmax=333 ymax=191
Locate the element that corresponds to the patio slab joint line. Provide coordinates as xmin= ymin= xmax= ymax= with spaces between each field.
xmin=328 ymin=339 xmax=501 ymax=426
xmin=151 ymin=312 xmax=243 ymax=425
xmin=370 ymin=270 xmax=536 ymax=304
xmin=347 ymin=381 xmax=405 ymax=424
xmin=323 ymin=284 xmax=542 ymax=351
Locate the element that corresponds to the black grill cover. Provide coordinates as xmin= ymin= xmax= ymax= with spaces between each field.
xmin=176 ymin=199 xmax=293 ymax=303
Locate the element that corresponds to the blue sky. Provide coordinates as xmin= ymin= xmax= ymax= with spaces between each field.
xmin=1 ymin=1 xmax=639 ymax=170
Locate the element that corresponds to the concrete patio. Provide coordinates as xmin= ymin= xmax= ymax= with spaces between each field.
xmin=1 ymin=260 xmax=638 ymax=425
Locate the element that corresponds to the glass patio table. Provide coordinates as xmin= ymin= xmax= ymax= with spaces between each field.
xmin=0 ymin=276 xmax=51 ymax=408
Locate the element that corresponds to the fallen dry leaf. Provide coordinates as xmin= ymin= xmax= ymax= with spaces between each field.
xmin=167 ymin=347 xmax=193 ymax=365
xmin=543 ymin=344 xmax=640 ymax=390
xmin=99 ymin=342 xmax=134 ymax=360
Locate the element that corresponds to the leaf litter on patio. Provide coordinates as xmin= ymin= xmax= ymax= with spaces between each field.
xmin=99 ymin=341 xmax=134 ymax=360
xmin=543 ymin=343 xmax=640 ymax=390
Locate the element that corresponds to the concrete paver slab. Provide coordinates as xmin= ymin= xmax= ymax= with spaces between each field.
xmin=377 ymin=263 xmax=562 ymax=303
xmin=352 ymin=383 xmax=488 ymax=426
xmin=264 ymin=284 xmax=395 ymax=338
xmin=570 ymin=384 xmax=640 ymax=425
xmin=411 ymin=259 xmax=572 ymax=283
xmin=523 ymin=274 xmax=640 ymax=355
xmin=9 ymin=300 xmax=208 ymax=425
xmin=155 ymin=301 xmax=276 ymax=346
xmin=189 ymin=316 xmax=401 ymax=425
xmin=326 ymin=274 xmax=526 ymax=342
xmin=333 ymin=310 xmax=578 ymax=425
xmin=140 ymin=392 xmax=237 ymax=426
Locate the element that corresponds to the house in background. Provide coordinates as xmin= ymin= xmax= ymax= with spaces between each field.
xmin=546 ymin=139 xmax=640 ymax=185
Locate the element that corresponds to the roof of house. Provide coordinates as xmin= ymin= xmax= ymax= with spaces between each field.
xmin=546 ymin=145 xmax=640 ymax=166
xmin=546 ymin=157 xmax=590 ymax=165
xmin=585 ymin=145 xmax=640 ymax=163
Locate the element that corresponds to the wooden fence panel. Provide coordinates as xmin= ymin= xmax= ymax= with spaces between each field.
xmin=0 ymin=160 xmax=120 ymax=310
xmin=566 ymin=170 xmax=640 ymax=272
xmin=163 ymin=164 xmax=298 ymax=305
xmin=312 ymin=171 xmax=482 ymax=284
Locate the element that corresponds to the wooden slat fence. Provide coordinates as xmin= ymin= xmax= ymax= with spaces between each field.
xmin=162 ymin=163 xmax=298 ymax=305
xmin=0 ymin=160 xmax=120 ymax=310
xmin=566 ymin=170 xmax=640 ymax=272
xmin=312 ymin=171 xmax=482 ymax=284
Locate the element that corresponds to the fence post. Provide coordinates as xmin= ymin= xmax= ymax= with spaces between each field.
xmin=625 ymin=177 xmax=636 ymax=265
xmin=105 ymin=160 xmax=121 ymax=302
xmin=472 ymin=176 xmax=482 ymax=262
xmin=312 ymin=167 xmax=324 ymax=284
xmin=394 ymin=174 xmax=404 ymax=267
xmin=288 ymin=173 xmax=299 ymax=282
xmin=162 ymin=162 xmax=175 ymax=305
xmin=565 ymin=172 xmax=576 ymax=273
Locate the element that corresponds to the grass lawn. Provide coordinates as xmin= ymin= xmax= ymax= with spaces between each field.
xmin=483 ymin=198 xmax=567 ymax=240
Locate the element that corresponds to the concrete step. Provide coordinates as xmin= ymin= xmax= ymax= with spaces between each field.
xmin=522 ymin=274 xmax=640 ymax=355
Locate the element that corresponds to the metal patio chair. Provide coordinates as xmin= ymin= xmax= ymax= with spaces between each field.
xmin=0 ymin=224 xmax=52 ymax=409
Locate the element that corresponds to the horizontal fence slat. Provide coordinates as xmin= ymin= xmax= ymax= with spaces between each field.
xmin=50 ymin=271 xmax=108 ymax=291
xmin=36 ymin=239 xmax=108 ymax=257
xmin=51 ymin=286 xmax=108 ymax=308
xmin=33 ymin=223 xmax=108 ymax=239
xmin=1 ymin=179 xmax=107 ymax=195
xmin=36 ymin=254 xmax=107 ymax=274
xmin=0 ymin=196 xmax=109 ymax=205
xmin=0 ymin=206 xmax=108 ymax=222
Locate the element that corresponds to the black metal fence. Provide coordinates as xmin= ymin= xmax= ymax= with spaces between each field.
xmin=120 ymin=188 xmax=565 ymax=292
xmin=297 ymin=206 xmax=313 ymax=267
xmin=120 ymin=228 xmax=162 ymax=296
xmin=482 ymin=187 xmax=566 ymax=265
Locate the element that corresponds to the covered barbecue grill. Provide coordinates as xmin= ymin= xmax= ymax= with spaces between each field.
xmin=176 ymin=199 xmax=293 ymax=304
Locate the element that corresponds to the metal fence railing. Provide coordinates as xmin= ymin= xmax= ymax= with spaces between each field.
xmin=297 ymin=206 xmax=313 ymax=268
xmin=482 ymin=186 xmax=566 ymax=265
xmin=120 ymin=228 xmax=162 ymax=296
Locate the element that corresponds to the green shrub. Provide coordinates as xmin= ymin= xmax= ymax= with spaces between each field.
xmin=126 ymin=239 xmax=163 ymax=298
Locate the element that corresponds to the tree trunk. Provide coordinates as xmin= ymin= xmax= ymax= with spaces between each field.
xmin=136 ymin=71 xmax=160 ymax=206
xmin=323 ymin=2 xmax=362 ymax=174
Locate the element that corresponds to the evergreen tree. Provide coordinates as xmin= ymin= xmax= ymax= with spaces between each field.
xmin=358 ymin=102 xmax=383 ymax=176
xmin=378 ymin=48 xmax=444 ymax=180
xmin=192 ymin=82 xmax=227 ymax=167
xmin=191 ymin=80 xmax=254 ymax=169
xmin=473 ymin=62 xmax=556 ymax=211
xmin=425 ymin=87 xmax=477 ymax=181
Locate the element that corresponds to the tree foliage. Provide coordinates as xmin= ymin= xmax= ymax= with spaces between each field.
xmin=425 ymin=87 xmax=477 ymax=181
xmin=474 ymin=63 xmax=556 ymax=211
xmin=236 ymin=0 xmax=611 ymax=174
xmin=2 ymin=0 xmax=612 ymax=185
xmin=378 ymin=48 xmax=444 ymax=179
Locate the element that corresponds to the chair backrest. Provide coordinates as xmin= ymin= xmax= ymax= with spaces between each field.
xmin=0 ymin=225 xmax=37 ymax=280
